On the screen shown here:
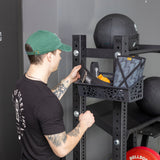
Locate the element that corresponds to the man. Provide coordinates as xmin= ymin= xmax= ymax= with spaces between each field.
xmin=12 ymin=30 xmax=95 ymax=160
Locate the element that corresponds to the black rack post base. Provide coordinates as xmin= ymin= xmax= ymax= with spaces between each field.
xmin=127 ymin=132 xmax=138 ymax=151
xmin=112 ymin=102 xmax=128 ymax=160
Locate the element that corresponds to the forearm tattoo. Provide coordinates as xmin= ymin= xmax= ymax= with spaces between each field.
xmin=47 ymin=125 xmax=80 ymax=147
xmin=68 ymin=124 xmax=80 ymax=137
xmin=47 ymin=132 xmax=67 ymax=147
xmin=52 ymin=80 xmax=70 ymax=100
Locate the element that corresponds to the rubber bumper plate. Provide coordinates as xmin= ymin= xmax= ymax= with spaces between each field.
xmin=127 ymin=146 xmax=160 ymax=160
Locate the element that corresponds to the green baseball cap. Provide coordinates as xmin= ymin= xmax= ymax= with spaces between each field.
xmin=25 ymin=30 xmax=72 ymax=55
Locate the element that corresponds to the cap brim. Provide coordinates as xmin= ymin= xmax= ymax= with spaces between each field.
xmin=59 ymin=43 xmax=72 ymax=52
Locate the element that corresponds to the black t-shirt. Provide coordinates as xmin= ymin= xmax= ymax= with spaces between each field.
xmin=12 ymin=75 xmax=65 ymax=160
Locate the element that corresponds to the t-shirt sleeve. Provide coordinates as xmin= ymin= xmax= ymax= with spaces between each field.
xmin=37 ymin=95 xmax=65 ymax=135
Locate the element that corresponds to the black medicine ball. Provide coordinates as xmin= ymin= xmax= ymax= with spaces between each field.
xmin=136 ymin=77 xmax=160 ymax=116
xmin=94 ymin=13 xmax=139 ymax=50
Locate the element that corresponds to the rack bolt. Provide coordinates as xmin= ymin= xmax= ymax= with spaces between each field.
xmin=114 ymin=52 xmax=121 ymax=58
xmin=74 ymin=111 xmax=79 ymax=117
xmin=132 ymin=41 xmax=137 ymax=47
xmin=73 ymin=50 xmax=79 ymax=56
xmin=114 ymin=139 xmax=120 ymax=145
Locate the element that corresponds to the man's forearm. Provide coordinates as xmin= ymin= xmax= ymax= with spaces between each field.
xmin=64 ymin=123 xmax=87 ymax=154
xmin=52 ymin=77 xmax=71 ymax=100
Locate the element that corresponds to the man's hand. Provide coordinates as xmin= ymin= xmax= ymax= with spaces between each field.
xmin=79 ymin=110 xmax=95 ymax=129
xmin=67 ymin=65 xmax=81 ymax=84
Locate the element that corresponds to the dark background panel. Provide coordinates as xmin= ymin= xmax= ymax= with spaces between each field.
xmin=0 ymin=0 xmax=23 ymax=159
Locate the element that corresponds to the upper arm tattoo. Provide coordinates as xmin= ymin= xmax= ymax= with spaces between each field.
xmin=47 ymin=132 xmax=67 ymax=147
xmin=52 ymin=80 xmax=70 ymax=100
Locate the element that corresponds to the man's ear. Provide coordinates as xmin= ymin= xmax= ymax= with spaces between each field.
xmin=47 ymin=52 xmax=54 ymax=62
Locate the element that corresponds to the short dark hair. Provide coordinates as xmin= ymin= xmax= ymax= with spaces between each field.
xmin=25 ymin=44 xmax=45 ymax=64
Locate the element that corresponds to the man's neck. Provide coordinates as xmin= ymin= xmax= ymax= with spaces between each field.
xmin=26 ymin=64 xmax=51 ymax=84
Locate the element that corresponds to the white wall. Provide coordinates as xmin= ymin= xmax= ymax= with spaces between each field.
xmin=22 ymin=0 xmax=59 ymax=87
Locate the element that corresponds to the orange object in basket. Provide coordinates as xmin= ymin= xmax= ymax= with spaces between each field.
xmin=97 ymin=74 xmax=111 ymax=83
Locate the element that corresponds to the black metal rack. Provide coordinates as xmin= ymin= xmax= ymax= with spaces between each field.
xmin=72 ymin=35 xmax=160 ymax=160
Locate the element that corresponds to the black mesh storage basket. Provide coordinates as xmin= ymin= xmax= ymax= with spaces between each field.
xmin=75 ymin=77 xmax=143 ymax=102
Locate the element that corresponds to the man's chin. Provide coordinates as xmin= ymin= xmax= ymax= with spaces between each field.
xmin=54 ymin=67 xmax=58 ymax=72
